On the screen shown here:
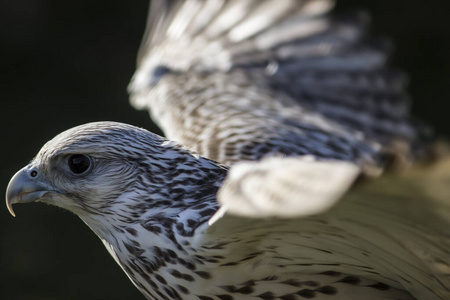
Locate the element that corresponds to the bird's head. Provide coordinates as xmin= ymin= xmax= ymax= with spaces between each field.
xmin=6 ymin=122 xmax=224 ymax=222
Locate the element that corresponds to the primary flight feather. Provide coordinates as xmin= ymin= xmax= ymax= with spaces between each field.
xmin=6 ymin=1 xmax=450 ymax=299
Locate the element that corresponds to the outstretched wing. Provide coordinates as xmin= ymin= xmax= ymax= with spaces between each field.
xmin=129 ymin=0 xmax=431 ymax=170
xmin=205 ymin=157 xmax=450 ymax=299
xmin=128 ymin=4 xmax=449 ymax=297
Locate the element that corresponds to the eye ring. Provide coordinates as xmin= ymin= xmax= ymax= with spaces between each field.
xmin=68 ymin=154 xmax=92 ymax=175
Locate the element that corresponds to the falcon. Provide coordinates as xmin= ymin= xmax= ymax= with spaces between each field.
xmin=6 ymin=1 xmax=450 ymax=299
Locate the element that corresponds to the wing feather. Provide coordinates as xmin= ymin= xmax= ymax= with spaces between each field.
xmin=129 ymin=0 xmax=431 ymax=169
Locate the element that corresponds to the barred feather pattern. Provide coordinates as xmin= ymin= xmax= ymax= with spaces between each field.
xmin=144 ymin=71 xmax=382 ymax=167
xmin=129 ymin=0 xmax=432 ymax=171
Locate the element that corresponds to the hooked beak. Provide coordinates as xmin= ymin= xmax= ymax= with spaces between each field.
xmin=6 ymin=167 xmax=51 ymax=217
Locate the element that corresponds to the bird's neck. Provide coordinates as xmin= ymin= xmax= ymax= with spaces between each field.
xmin=80 ymin=161 xmax=227 ymax=242
xmin=76 ymin=151 xmax=228 ymax=298
xmin=79 ymin=186 xmax=223 ymax=300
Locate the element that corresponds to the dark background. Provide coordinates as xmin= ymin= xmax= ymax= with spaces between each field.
xmin=1 ymin=1 xmax=450 ymax=299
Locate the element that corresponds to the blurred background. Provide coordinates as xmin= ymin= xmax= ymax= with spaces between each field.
xmin=1 ymin=0 xmax=450 ymax=299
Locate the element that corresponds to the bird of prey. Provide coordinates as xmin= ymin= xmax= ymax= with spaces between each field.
xmin=6 ymin=1 xmax=450 ymax=300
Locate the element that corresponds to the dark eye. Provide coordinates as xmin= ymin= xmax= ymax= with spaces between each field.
xmin=68 ymin=154 xmax=91 ymax=174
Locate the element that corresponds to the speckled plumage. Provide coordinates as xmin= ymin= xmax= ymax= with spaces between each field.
xmin=6 ymin=1 xmax=450 ymax=300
